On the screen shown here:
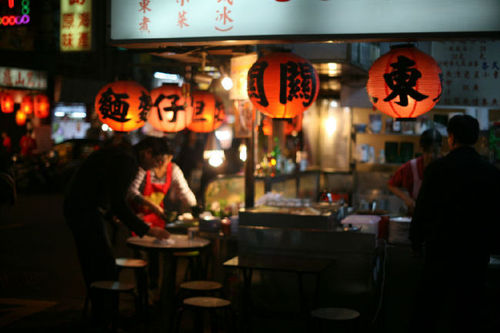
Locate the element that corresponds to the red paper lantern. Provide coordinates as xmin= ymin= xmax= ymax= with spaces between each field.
xmin=21 ymin=95 xmax=33 ymax=114
xmin=148 ymin=84 xmax=192 ymax=132
xmin=16 ymin=110 xmax=27 ymax=126
xmin=247 ymin=52 xmax=319 ymax=119
xmin=94 ymin=81 xmax=151 ymax=132
xmin=34 ymin=94 xmax=50 ymax=118
xmin=187 ymin=91 xmax=225 ymax=133
xmin=367 ymin=45 xmax=442 ymax=119
xmin=1 ymin=93 xmax=15 ymax=113
xmin=262 ymin=113 xmax=303 ymax=136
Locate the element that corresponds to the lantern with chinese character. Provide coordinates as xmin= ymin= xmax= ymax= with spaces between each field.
xmin=367 ymin=45 xmax=442 ymax=119
xmin=16 ymin=110 xmax=27 ymax=126
xmin=21 ymin=95 xmax=33 ymax=114
xmin=148 ymin=85 xmax=192 ymax=132
xmin=247 ymin=52 xmax=319 ymax=119
xmin=187 ymin=92 xmax=225 ymax=133
xmin=94 ymin=81 xmax=151 ymax=132
xmin=262 ymin=113 xmax=303 ymax=136
xmin=1 ymin=93 xmax=15 ymax=113
xmin=34 ymin=94 xmax=50 ymax=118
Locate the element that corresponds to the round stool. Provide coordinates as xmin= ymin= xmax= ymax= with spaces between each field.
xmin=311 ymin=307 xmax=360 ymax=333
xmin=174 ymin=297 xmax=235 ymax=333
xmin=84 ymin=281 xmax=137 ymax=331
xmin=180 ymin=280 xmax=223 ymax=293
xmin=115 ymin=258 xmax=148 ymax=313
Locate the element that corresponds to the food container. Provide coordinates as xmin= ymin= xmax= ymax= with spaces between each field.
xmin=388 ymin=216 xmax=412 ymax=245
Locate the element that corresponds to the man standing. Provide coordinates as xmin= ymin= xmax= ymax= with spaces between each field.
xmin=410 ymin=115 xmax=500 ymax=333
xmin=64 ymin=136 xmax=170 ymax=325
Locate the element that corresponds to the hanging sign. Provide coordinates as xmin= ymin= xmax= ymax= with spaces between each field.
xmin=0 ymin=67 xmax=47 ymax=89
xmin=60 ymin=0 xmax=92 ymax=52
xmin=110 ymin=0 xmax=500 ymax=43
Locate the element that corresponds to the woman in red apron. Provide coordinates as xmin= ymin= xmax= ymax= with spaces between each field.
xmin=139 ymin=162 xmax=172 ymax=229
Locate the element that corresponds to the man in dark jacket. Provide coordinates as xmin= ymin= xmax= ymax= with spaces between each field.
xmin=410 ymin=115 xmax=500 ymax=333
xmin=64 ymin=136 xmax=170 ymax=325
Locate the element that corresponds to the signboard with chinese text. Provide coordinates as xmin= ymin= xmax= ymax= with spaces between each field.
xmin=0 ymin=67 xmax=47 ymax=90
xmin=60 ymin=0 xmax=92 ymax=52
xmin=110 ymin=0 xmax=500 ymax=44
xmin=432 ymin=41 xmax=500 ymax=107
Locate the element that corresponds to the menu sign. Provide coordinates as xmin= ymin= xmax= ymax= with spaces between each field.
xmin=0 ymin=67 xmax=47 ymax=90
xmin=110 ymin=0 xmax=500 ymax=43
xmin=60 ymin=0 xmax=92 ymax=52
xmin=433 ymin=41 xmax=500 ymax=107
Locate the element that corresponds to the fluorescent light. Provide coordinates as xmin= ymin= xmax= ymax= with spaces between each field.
xmin=54 ymin=111 xmax=65 ymax=117
xmin=153 ymin=72 xmax=180 ymax=81
xmin=69 ymin=112 xmax=86 ymax=119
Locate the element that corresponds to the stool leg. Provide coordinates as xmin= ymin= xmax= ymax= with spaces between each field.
xmin=194 ymin=308 xmax=204 ymax=333
xmin=82 ymin=292 xmax=90 ymax=320
xmin=209 ymin=308 xmax=218 ymax=333
xmin=173 ymin=305 xmax=185 ymax=333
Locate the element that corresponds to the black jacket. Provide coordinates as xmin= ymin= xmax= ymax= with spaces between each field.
xmin=411 ymin=146 xmax=500 ymax=257
xmin=64 ymin=145 xmax=150 ymax=236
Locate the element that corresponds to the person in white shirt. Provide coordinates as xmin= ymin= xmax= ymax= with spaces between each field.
xmin=127 ymin=140 xmax=197 ymax=229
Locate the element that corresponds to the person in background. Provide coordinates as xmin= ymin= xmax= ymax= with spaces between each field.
xmin=64 ymin=136 xmax=170 ymax=327
xmin=19 ymin=129 xmax=37 ymax=157
xmin=387 ymin=129 xmax=443 ymax=214
xmin=128 ymin=139 xmax=197 ymax=296
xmin=410 ymin=115 xmax=500 ymax=333
xmin=128 ymin=139 xmax=197 ymax=228
xmin=1 ymin=132 xmax=12 ymax=154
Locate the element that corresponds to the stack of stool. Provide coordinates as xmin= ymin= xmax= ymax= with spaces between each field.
xmin=115 ymin=257 xmax=148 ymax=313
xmin=310 ymin=307 xmax=360 ymax=333
xmin=174 ymin=280 xmax=236 ymax=333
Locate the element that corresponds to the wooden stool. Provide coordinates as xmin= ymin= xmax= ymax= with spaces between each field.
xmin=174 ymin=296 xmax=236 ymax=333
xmin=310 ymin=307 xmax=360 ymax=333
xmin=174 ymin=251 xmax=202 ymax=281
xmin=83 ymin=281 xmax=137 ymax=332
xmin=115 ymin=258 xmax=148 ymax=312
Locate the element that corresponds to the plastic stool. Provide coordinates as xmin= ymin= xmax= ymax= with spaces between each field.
xmin=115 ymin=258 xmax=148 ymax=312
xmin=174 ymin=296 xmax=236 ymax=333
xmin=310 ymin=307 xmax=360 ymax=333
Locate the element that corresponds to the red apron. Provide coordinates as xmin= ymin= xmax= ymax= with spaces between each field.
xmin=140 ymin=162 xmax=172 ymax=229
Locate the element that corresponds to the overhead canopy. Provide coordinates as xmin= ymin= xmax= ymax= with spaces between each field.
xmin=109 ymin=0 xmax=500 ymax=47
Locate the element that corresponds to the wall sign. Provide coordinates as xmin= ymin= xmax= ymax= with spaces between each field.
xmin=0 ymin=0 xmax=30 ymax=26
xmin=433 ymin=41 xmax=500 ymax=107
xmin=0 ymin=67 xmax=47 ymax=89
xmin=110 ymin=0 xmax=500 ymax=43
xmin=60 ymin=0 xmax=92 ymax=52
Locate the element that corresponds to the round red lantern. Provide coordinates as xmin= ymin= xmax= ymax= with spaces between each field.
xmin=16 ymin=110 xmax=27 ymax=126
xmin=94 ymin=81 xmax=151 ymax=132
xmin=187 ymin=91 xmax=225 ymax=133
xmin=21 ymin=95 xmax=33 ymax=114
xmin=247 ymin=52 xmax=319 ymax=119
xmin=1 ymin=93 xmax=15 ymax=113
xmin=367 ymin=45 xmax=442 ymax=119
xmin=148 ymin=84 xmax=192 ymax=132
xmin=34 ymin=94 xmax=50 ymax=118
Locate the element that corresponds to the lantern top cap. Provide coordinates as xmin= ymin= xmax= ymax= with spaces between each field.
xmin=390 ymin=43 xmax=416 ymax=50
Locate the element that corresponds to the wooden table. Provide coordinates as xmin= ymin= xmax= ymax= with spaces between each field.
xmin=224 ymin=254 xmax=334 ymax=331
xmin=127 ymin=234 xmax=210 ymax=331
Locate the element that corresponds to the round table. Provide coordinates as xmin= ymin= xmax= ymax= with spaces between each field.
xmin=127 ymin=234 xmax=210 ymax=331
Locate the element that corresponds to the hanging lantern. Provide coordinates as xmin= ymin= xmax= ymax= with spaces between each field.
xmin=34 ymin=94 xmax=50 ymax=118
xmin=187 ymin=91 xmax=225 ymax=133
xmin=94 ymin=81 xmax=151 ymax=132
xmin=16 ymin=110 xmax=27 ymax=126
xmin=262 ymin=113 xmax=303 ymax=136
xmin=1 ymin=93 xmax=15 ymax=113
xmin=367 ymin=44 xmax=442 ymax=119
xmin=148 ymin=84 xmax=193 ymax=132
xmin=247 ymin=52 xmax=319 ymax=119
xmin=21 ymin=95 xmax=33 ymax=114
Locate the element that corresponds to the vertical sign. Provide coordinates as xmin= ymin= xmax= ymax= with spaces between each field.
xmin=60 ymin=0 xmax=92 ymax=52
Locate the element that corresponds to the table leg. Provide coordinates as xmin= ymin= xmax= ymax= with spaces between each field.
xmin=160 ymin=252 xmax=177 ymax=333
xmin=242 ymin=268 xmax=253 ymax=333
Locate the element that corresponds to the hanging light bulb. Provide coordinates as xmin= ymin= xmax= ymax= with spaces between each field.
xmin=221 ymin=75 xmax=233 ymax=91
xmin=215 ymin=123 xmax=233 ymax=149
